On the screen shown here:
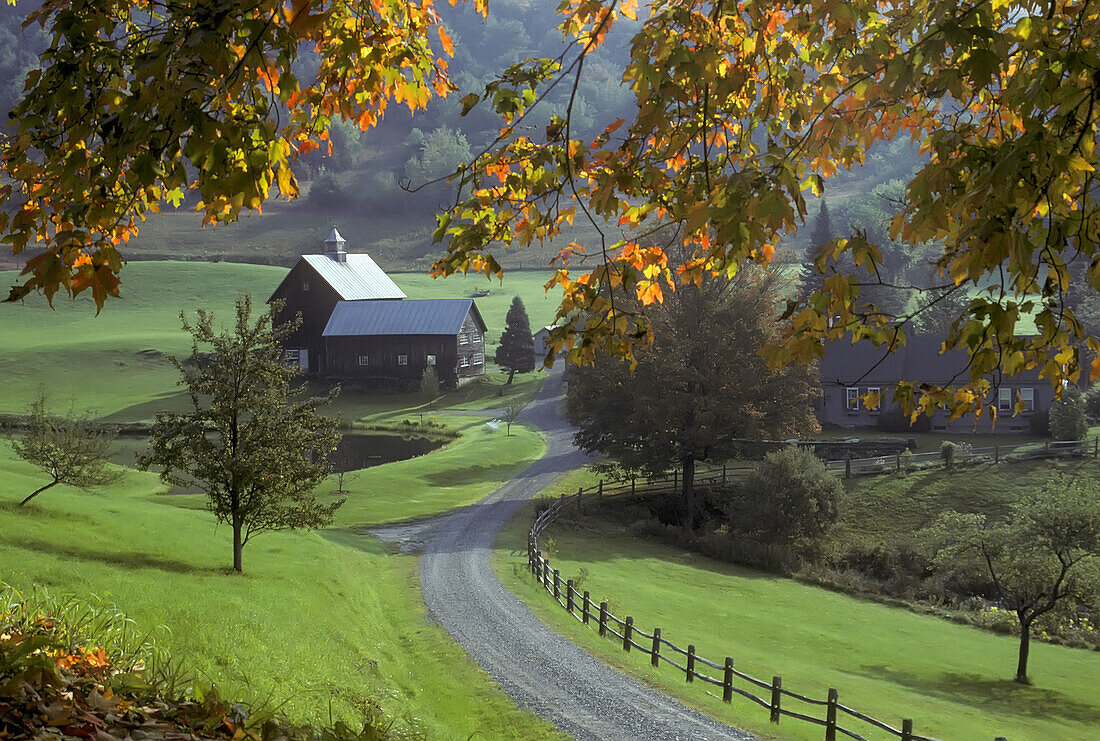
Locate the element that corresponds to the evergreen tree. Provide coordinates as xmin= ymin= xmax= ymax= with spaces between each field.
xmin=801 ymin=201 xmax=835 ymax=300
xmin=495 ymin=296 xmax=536 ymax=384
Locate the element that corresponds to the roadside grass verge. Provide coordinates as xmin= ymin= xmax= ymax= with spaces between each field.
xmin=0 ymin=438 xmax=563 ymax=739
xmin=493 ymin=471 xmax=1100 ymax=741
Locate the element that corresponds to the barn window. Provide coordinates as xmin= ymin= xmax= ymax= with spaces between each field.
xmin=459 ymin=332 xmax=469 ymax=344
xmin=471 ymin=330 xmax=481 ymax=343
xmin=472 ymin=352 xmax=484 ymax=364
xmin=358 ymin=355 xmax=369 ymax=366
xmin=283 ymin=349 xmax=300 ymax=364
xmin=302 ymin=281 xmax=310 ymax=291
xmin=459 ymin=356 xmax=469 ymax=368
xmin=398 ymin=354 xmax=408 ymax=366
xmin=426 ymin=354 xmax=436 ymax=366
xmin=845 ymin=387 xmax=860 ymax=412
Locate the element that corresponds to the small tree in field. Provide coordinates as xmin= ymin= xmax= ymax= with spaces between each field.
xmin=138 ymin=297 xmax=342 ymax=574
xmin=734 ymin=446 xmax=841 ymax=547
xmin=495 ymin=296 xmax=535 ymax=384
xmin=501 ymin=402 xmax=523 ymax=436
xmin=921 ymin=476 xmax=1100 ymax=684
xmin=10 ymin=392 xmax=119 ymax=506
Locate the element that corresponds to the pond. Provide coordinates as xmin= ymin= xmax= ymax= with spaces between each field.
xmin=108 ymin=431 xmax=447 ymax=472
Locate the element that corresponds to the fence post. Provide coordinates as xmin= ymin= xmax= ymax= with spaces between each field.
xmin=553 ymin=569 xmax=560 ymax=602
xmin=845 ymin=455 xmax=852 ymax=479
xmin=599 ymin=602 xmax=608 ymax=637
xmin=995 ymin=445 xmax=999 ymax=463
xmin=722 ymin=464 xmax=727 ymax=484
xmin=674 ymin=469 xmax=678 ymax=490
xmin=895 ymin=453 xmax=901 ymax=472
xmin=651 ymin=627 xmax=661 ymax=667
xmin=1094 ymin=436 xmax=1098 ymax=458
xmin=1045 ymin=440 xmax=1050 ymax=455
xmin=631 ymin=476 xmax=635 ymax=495
xmin=722 ymin=658 xmax=733 ymax=702
xmin=825 ymin=688 xmax=838 ymax=741
xmin=686 ymin=645 xmax=696 ymax=683
xmin=598 ymin=481 xmax=603 ymax=501
xmin=770 ymin=676 xmax=782 ymax=723
xmin=566 ymin=579 xmax=574 ymax=613
xmin=624 ymin=617 xmax=633 ymax=651
xmin=901 ymin=719 xmax=913 ymax=741
xmin=582 ymin=591 xmax=591 ymax=624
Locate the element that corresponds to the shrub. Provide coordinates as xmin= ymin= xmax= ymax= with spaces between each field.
xmin=1029 ymin=408 xmax=1050 ymax=437
xmin=733 ymin=446 xmax=841 ymax=547
xmin=1048 ymin=385 xmax=1088 ymax=440
xmin=940 ymin=440 xmax=957 ymax=469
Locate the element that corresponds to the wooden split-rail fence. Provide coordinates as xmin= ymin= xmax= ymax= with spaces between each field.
xmin=527 ymin=471 xmax=1016 ymax=741
xmin=826 ymin=437 xmax=1097 ymax=478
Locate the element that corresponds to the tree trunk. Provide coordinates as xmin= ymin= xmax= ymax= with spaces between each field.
xmin=20 ymin=479 xmax=59 ymax=506
xmin=1015 ymin=617 xmax=1032 ymax=684
xmin=682 ymin=455 xmax=695 ymax=530
xmin=232 ymin=520 xmax=244 ymax=574
xmin=507 ymin=367 xmax=516 ymax=385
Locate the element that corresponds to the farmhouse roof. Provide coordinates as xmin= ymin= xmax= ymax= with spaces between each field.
xmin=819 ymin=335 xmax=1044 ymax=386
xmin=300 ymin=253 xmax=406 ymax=301
xmin=323 ymin=299 xmax=486 ymax=337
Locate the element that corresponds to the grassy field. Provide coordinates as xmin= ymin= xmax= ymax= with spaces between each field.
xmin=0 ymin=260 xmax=566 ymax=737
xmin=1 ymin=427 xmax=560 ymax=739
xmin=0 ymin=261 xmax=560 ymax=420
xmin=493 ymin=468 xmax=1100 ymax=741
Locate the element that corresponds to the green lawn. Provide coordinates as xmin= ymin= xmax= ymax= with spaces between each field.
xmin=1 ymin=433 xmax=561 ymax=739
xmin=494 ymin=471 xmax=1100 ymax=741
xmin=328 ymin=414 xmax=545 ymax=527
xmin=0 ymin=262 xmax=559 ymax=420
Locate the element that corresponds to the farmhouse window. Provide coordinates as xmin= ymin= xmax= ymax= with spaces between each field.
xmin=459 ymin=355 xmax=470 ymax=368
xmin=1020 ymin=387 xmax=1035 ymax=412
xmin=867 ymin=387 xmax=881 ymax=412
xmin=358 ymin=355 xmax=369 ymax=366
xmin=398 ymin=354 xmax=408 ymax=366
xmin=999 ymin=387 xmax=1013 ymax=412
xmin=845 ymin=387 xmax=860 ymax=412
xmin=472 ymin=352 xmax=484 ymax=364
xmin=426 ymin=354 xmax=436 ymax=366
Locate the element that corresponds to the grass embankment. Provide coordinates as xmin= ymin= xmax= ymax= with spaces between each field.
xmin=493 ymin=468 xmax=1100 ymax=741
xmin=0 ymin=262 xmax=559 ymax=421
xmin=2 ymin=431 xmax=560 ymax=739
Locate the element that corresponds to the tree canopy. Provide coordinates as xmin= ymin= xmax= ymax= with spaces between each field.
xmin=2 ymin=0 xmax=1099 ymax=420
xmin=565 ymin=266 xmax=820 ymax=528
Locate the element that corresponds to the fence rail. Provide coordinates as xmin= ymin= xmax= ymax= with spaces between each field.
xmin=825 ymin=437 xmax=1097 ymax=478
xmin=526 ymin=461 xmax=1049 ymax=740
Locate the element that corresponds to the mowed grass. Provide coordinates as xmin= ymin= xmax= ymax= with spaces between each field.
xmin=0 ymin=262 xmax=560 ymax=420
xmin=1 ymin=436 xmax=562 ymax=739
xmin=493 ymin=469 xmax=1100 ymax=741
xmin=328 ymin=414 xmax=545 ymax=526
xmin=836 ymin=456 xmax=1100 ymax=546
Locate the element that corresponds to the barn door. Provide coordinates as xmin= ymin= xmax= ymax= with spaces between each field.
xmin=298 ymin=349 xmax=309 ymax=371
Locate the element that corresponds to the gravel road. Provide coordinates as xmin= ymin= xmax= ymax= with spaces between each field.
xmin=373 ymin=369 xmax=753 ymax=741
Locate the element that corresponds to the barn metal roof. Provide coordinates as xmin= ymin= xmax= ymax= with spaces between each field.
xmin=323 ymin=299 xmax=486 ymax=337
xmin=301 ymin=253 xmax=406 ymax=301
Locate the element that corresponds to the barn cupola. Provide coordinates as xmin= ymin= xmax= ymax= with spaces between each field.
xmin=322 ymin=226 xmax=347 ymax=263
